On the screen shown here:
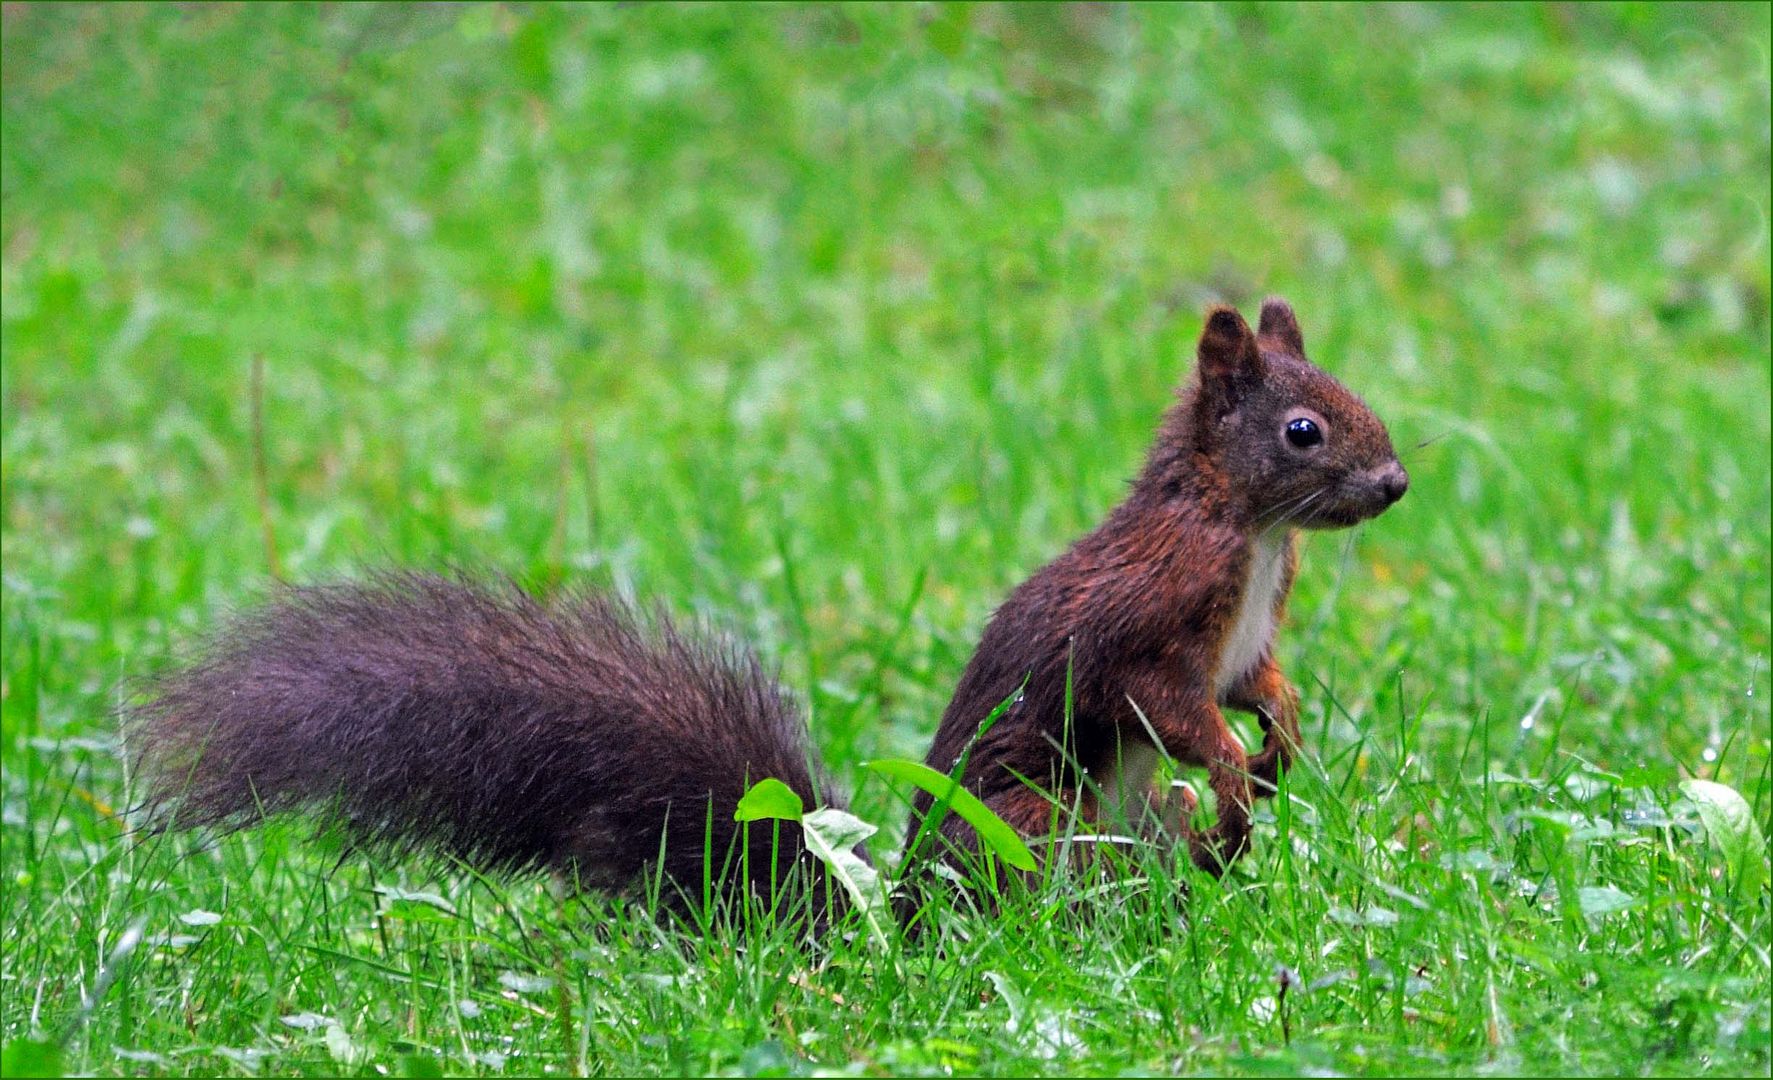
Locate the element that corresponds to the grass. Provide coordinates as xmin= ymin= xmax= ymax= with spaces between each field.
xmin=2 ymin=2 xmax=1769 ymax=1075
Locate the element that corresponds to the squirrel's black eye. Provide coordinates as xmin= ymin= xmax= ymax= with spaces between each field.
xmin=1285 ymin=417 xmax=1322 ymax=449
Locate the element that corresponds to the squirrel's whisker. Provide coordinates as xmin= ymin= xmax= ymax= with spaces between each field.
xmin=1409 ymin=429 xmax=1453 ymax=453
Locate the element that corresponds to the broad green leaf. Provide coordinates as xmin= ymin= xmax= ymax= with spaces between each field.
xmin=402 ymin=1054 xmax=445 ymax=1079
xmin=1681 ymin=778 xmax=1768 ymax=900
xmin=866 ymin=758 xmax=1037 ymax=872
xmin=177 ymin=909 xmax=222 ymax=927
xmin=1 ymin=1039 xmax=64 ymax=1079
xmin=733 ymin=777 xmax=804 ymax=823
xmin=280 ymin=1013 xmax=330 ymax=1031
xmin=373 ymin=886 xmax=456 ymax=921
xmin=380 ymin=899 xmax=454 ymax=924
xmin=798 ymin=807 xmax=891 ymax=950
xmin=497 ymin=972 xmax=555 ymax=994
xmin=1577 ymin=885 xmax=1637 ymax=918
xmin=1328 ymin=905 xmax=1400 ymax=927
xmin=1439 ymin=849 xmax=1499 ymax=871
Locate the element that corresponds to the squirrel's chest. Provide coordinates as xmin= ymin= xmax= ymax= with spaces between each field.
xmin=1212 ymin=533 xmax=1289 ymax=696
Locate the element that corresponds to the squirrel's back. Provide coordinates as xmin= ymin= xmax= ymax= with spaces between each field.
xmin=130 ymin=572 xmax=838 ymax=909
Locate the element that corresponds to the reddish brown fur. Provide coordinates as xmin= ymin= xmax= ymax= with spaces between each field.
xmin=131 ymin=299 xmax=1405 ymax=919
xmin=907 ymin=300 xmax=1405 ymax=875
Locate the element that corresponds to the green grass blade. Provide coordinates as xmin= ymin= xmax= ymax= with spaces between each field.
xmin=865 ymin=759 xmax=1037 ymax=873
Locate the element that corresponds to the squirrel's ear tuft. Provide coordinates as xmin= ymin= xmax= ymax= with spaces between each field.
xmin=1194 ymin=305 xmax=1264 ymax=426
xmin=1257 ymin=297 xmax=1305 ymax=354
xmin=1197 ymin=304 xmax=1263 ymax=383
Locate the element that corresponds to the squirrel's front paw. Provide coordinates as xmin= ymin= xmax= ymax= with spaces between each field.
xmin=1246 ymin=698 xmax=1302 ymax=796
xmin=1247 ymin=725 xmax=1298 ymax=796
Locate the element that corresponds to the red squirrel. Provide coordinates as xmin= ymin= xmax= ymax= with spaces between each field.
xmin=131 ymin=299 xmax=1405 ymax=914
xmin=911 ymin=299 xmax=1406 ymax=877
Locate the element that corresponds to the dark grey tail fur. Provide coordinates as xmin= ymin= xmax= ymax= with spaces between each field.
xmin=129 ymin=572 xmax=840 ymax=910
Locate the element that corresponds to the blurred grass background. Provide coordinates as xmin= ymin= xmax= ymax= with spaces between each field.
xmin=2 ymin=3 xmax=1769 ymax=1075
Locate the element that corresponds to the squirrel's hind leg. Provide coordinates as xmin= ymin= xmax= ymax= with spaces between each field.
xmin=1152 ymin=779 xmax=1199 ymax=842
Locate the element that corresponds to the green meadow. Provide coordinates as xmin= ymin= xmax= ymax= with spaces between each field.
xmin=3 ymin=3 xmax=1768 ymax=1075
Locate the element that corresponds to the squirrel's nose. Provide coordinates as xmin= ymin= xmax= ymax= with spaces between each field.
xmin=1380 ymin=462 xmax=1409 ymax=505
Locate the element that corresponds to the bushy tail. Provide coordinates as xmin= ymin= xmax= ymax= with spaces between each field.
xmin=128 ymin=572 xmax=841 ymax=910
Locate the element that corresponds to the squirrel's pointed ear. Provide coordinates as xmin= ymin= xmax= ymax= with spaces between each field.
xmin=1194 ymin=305 xmax=1264 ymax=425
xmin=1196 ymin=304 xmax=1263 ymax=385
xmin=1257 ymin=297 xmax=1305 ymax=354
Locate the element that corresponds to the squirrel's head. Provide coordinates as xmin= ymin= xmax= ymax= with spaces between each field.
xmin=1186 ymin=299 xmax=1407 ymax=530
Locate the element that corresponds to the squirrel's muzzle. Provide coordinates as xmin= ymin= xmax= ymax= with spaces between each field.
xmin=1379 ymin=461 xmax=1409 ymax=506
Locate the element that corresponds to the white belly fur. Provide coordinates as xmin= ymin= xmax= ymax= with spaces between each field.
xmin=1092 ymin=740 xmax=1161 ymax=824
xmin=1094 ymin=533 xmax=1287 ymax=823
xmin=1214 ymin=532 xmax=1288 ymax=697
